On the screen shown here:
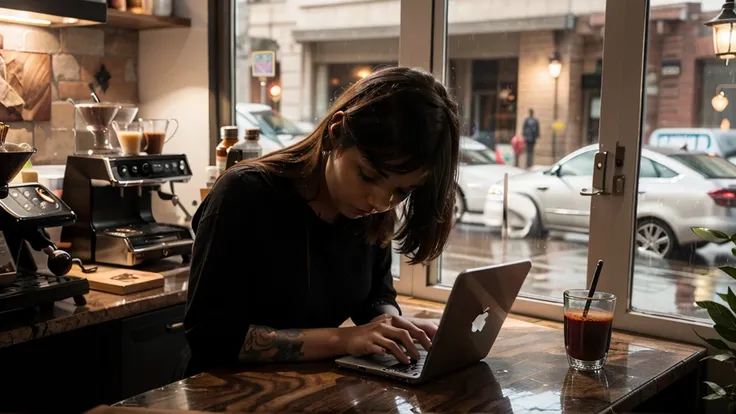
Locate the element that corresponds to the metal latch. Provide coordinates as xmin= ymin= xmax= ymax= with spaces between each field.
xmin=580 ymin=151 xmax=608 ymax=196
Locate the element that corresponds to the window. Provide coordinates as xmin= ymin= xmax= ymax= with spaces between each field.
xmin=560 ymin=151 xmax=596 ymax=177
xmin=410 ymin=0 xmax=606 ymax=307
xmin=229 ymin=0 xmax=725 ymax=345
xmin=638 ymin=158 xmax=658 ymax=178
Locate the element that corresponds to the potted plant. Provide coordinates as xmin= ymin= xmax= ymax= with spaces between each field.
xmin=691 ymin=227 xmax=736 ymax=412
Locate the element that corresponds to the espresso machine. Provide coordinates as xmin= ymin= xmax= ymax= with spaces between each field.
xmin=0 ymin=146 xmax=89 ymax=313
xmin=61 ymin=104 xmax=194 ymax=267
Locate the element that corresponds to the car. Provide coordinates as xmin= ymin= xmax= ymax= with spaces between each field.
xmin=482 ymin=145 xmax=736 ymax=258
xmin=648 ymin=128 xmax=736 ymax=165
xmin=235 ymin=103 xmax=314 ymax=154
xmin=455 ymin=138 xmax=525 ymax=222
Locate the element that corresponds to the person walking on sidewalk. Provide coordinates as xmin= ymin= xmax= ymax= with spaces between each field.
xmin=522 ymin=109 xmax=540 ymax=169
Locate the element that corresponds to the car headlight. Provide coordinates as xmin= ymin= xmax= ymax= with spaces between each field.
xmin=488 ymin=184 xmax=504 ymax=195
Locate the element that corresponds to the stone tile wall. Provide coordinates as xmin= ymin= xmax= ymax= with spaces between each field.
xmin=0 ymin=24 xmax=139 ymax=164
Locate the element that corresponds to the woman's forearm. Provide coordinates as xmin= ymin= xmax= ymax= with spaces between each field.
xmin=239 ymin=325 xmax=347 ymax=363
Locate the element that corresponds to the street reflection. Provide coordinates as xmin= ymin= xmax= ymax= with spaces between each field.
xmin=437 ymin=221 xmax=733 ymax=321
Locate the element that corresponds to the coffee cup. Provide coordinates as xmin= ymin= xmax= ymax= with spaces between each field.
xmin=139 ymin=118 xmax=179 ymax=155
xmin=112 ymin=120 xmax=146 ymax=156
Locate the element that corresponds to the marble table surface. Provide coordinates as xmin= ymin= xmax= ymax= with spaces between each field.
xmin=0 ymin=260 xmax=190 ymax=349
xmin=115 ymin=299 xmax=706 ymax=414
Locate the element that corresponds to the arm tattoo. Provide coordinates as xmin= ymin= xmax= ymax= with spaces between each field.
xmin=239 ymin=325 xmax=305 ymax=362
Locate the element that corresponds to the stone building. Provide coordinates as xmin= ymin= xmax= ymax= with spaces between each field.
xmin=237 ymin=0 xmax=726 ymax=165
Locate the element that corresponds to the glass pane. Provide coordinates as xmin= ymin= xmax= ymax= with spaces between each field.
xmin=234 ymin=1 xmax=398 ymax=156
xmin=631 ymin=0 xmax=735 ymax=321
xmin=439 ymin=1 xmax=607 ymax=302
xmin=234 ymin=1 xmax=399 ymax=276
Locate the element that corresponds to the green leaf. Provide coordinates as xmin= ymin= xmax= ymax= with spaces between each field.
xmin=728 ymin=288 xmax=736 ymax=315
xmin=716 ymin=324 xmax=736 ymax=343
xmin=732 ymin=247 xmax=736 ymax=257
xmin=706 ymin=381 xmax=728 ymax=398
xmin=720 ymin=293 xmax=730 ymax=303
xmin=702 ymin=353 xmax=736 ymax=362
xmin=722 ymin=267 xmax=736 ymax=281
xmin=692 ymin=228 xmax=731 ymax=242
xmin=696 ymin=301 xmax=736 ymax=329
xmin=695 ymin=330 xmax=733 ymax=351
xmin=704 ymin=393 xmax=727 ymax=400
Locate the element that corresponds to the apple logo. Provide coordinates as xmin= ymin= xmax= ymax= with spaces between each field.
xmin=471 ymin=308 xmax=489 ymax=333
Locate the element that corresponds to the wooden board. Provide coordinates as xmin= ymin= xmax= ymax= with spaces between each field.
xmin=68 ymin=266 xmax=164 ymax=295
xmin=0 ymin=50 xmax=51 ymax=121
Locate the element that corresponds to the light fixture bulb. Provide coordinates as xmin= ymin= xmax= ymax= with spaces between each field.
xmin=713 ymin=91 xmax=730 ymax=112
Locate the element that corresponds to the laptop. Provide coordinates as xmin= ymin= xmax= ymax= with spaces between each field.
xmin=335 ymin=259 xmax=532 ymax=384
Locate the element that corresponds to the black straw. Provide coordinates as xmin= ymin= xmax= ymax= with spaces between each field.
xmin=88 ymin=83 xmax=101 ymax=103
xmin=583 ymin=259 xmax=604 ymax=318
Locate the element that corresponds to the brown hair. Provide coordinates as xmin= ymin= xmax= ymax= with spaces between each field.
xmin=243 ymin=67 xmax=459 ymax=264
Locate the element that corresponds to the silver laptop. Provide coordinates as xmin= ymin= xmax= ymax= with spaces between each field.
xmin=336 ymin=259 xmax=532 ymax=384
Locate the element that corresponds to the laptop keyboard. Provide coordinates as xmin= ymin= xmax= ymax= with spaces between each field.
xmin=385 ymin=351 xmax=427 ymax=374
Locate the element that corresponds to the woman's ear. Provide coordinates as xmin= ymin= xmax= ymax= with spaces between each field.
xmin=326 ymin=111 xmax=345 ymax=151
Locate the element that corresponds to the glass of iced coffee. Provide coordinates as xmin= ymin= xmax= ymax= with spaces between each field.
xmin=112 ymin=120 xmax=146 ymax=156
xmin=563 ymin=289 xmax=616 ymax=371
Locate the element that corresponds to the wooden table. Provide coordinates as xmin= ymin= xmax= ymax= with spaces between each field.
xmin=114 ymin=300 xmax=705 ymax=413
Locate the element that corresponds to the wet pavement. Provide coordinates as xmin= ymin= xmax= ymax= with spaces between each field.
xmin=395 ymin=216 xmax=736 ymax=322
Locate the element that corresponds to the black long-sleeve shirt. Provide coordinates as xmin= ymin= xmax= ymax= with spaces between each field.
xmin=184 ymin=166 xmax=401 ymax=372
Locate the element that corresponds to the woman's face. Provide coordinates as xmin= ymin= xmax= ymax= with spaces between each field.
xmin=325 ymin=146 xmax=426 ymax=219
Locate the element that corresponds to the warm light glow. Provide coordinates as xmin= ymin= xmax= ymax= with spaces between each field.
xmin=714 ymin=23 xmax=736 ymax=59
xmin=0 ymin=13 xmax=51 ymax=26
xmin=713 ymin=91 xmax=730 ymax=112
xmin=0 ymin=8 xmax=93 ymax=27
xmin=722 ymin=118 xmax=731 ymax=130
xmin=356 ymin=68 xmax=372 ymax=79
xmin=269 ymin=84 xmax=282 ymax=98
xmin=548 ymin=59 xmax=562 ymax=79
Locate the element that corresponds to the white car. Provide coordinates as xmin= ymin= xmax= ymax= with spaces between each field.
xmin=482 ymin=145 xmax=736 ymax=258
xmin=235 ymin=103 xmax=313 ymax=154
xmin=455 ymin=138 xmax=525 ymax=222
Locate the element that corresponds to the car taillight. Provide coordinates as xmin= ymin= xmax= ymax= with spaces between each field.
xmin=708 ymin=189 xmax=736 ymax=207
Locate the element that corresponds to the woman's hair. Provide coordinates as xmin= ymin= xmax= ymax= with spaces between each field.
xmin=246 ymin=66 xmax=460 ymax=264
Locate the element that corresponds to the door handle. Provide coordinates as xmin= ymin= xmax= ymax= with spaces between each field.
xmin=536 ymin=186 xmax=549 ymax=191
xmin=638 ymin=190 xmax=645 ymax=195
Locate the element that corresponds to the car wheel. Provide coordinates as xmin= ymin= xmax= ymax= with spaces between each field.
xmin=508 ymin=201 xmax=546 ymax=239
xmin=635 ymin=218 xmax=677 ymax=259
xmin=454 ymin=190 xmax=466 ymax=225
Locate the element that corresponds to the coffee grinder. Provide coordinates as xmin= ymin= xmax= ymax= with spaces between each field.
xmin=62 ymin=104 xmax=195 ymax=267
xmin=0 ymin=146 xmax=89 ymax=313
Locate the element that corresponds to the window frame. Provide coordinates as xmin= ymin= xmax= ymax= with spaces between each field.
xmin=404 ymin=0 xmax=718 ymax=343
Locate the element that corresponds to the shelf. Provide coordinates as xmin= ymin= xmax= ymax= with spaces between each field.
xmin=106 ymin=9 xmax=191 ymax=30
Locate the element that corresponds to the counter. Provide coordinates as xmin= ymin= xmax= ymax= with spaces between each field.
xmin=0 ymin=259 xmax=189 ymax=348
xmin=116 ymin=299 xmax=707 ymax=413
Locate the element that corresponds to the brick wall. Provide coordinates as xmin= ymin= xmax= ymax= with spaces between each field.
xmin=0 ymin=24 xmax=138 ymax=164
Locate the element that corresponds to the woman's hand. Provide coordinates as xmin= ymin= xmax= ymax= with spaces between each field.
xmin=338 ymin=314 xmax=437 ymax=364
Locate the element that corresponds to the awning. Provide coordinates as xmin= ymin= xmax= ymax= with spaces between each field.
xmin=293 ymin=14 xmax=576 ymax=43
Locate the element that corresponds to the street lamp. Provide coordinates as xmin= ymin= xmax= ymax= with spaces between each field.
xmin=713 ymin=90 xmax=729 ymax=112
xmin=549 ymin=52 xmax=561 ymax=160
xmin=705 ymin=0 xmax=736 ymax=60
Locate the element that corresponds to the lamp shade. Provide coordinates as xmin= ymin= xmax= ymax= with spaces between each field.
xmin=706 ymin=0 xmax=736 ymax=59
xmin=548 ymin=55 xmax=562 ymax=79
xmin=713 ymin=91 xmax=729 ymax=112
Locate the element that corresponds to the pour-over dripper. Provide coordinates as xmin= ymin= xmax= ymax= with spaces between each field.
xmin=0 ymin=149 xmax=35 ymax=199
xmin=75 ymin=103 xmax=121 ymax=155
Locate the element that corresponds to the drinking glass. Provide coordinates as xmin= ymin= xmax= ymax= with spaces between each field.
xmin=563 ymin=289 xmax=616 ymax=371
xmin=112 ymin=121 xmax=146 ymax=156
xmin=139 ymin=118 xmax=179 ymax=155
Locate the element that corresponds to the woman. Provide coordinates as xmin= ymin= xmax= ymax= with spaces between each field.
xmin=185 ymin=67 xmax=460 ymax=374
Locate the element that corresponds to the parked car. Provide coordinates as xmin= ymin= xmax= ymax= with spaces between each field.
xmin=455 ymin=138 xmax=525 ymax=222
xmin=235 ymin=103 xmax=314 ymax=154
xmin=648 ymin=128 xmax=736 ymax=164
xmin=482 ymin=145 xmax=736 ymax=258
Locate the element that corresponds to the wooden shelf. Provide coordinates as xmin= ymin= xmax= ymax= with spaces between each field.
xmin=106 ymin=9 xmax=191 ymax=30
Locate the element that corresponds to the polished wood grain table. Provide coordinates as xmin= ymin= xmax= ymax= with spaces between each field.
xmin=115 ymin=300 xmax=705 ymax=413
